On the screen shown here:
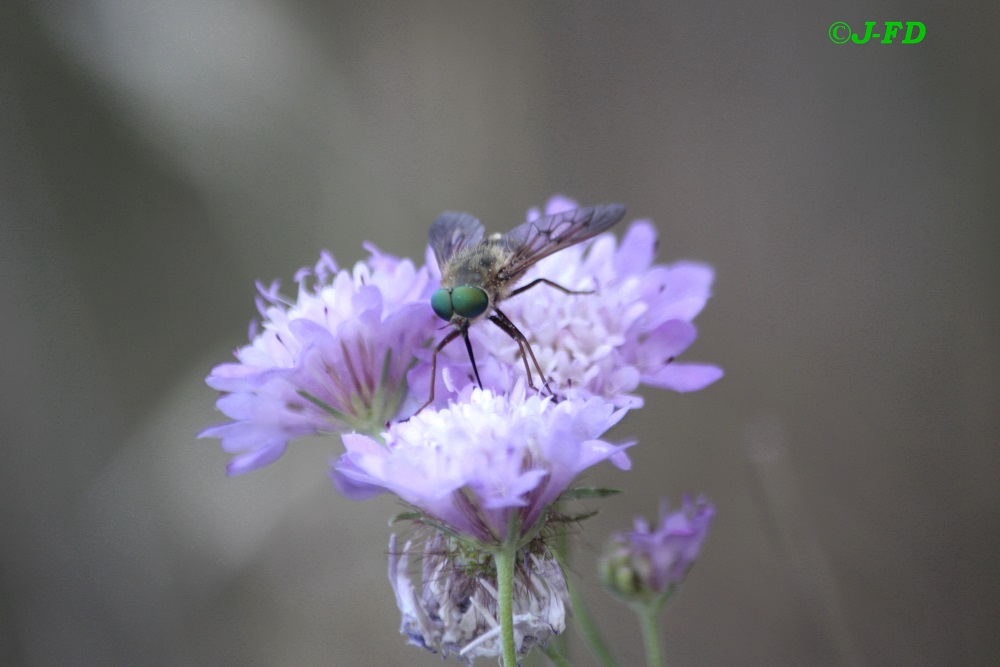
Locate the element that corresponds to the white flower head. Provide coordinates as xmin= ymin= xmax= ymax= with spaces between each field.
xmin=389 ymin=534 xmax=568 ymax=662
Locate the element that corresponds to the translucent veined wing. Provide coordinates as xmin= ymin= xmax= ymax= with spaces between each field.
xmin=499 ymin=204 xmax=627 ymax=283
xmin=428 ymin=212 xmax=485 ymax=268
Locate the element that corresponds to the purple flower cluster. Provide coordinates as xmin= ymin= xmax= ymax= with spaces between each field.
xmin=202 ymin=195 xmax=722 ymax=479
xmin=333 ymin=385 xmax=633 ymax=544
xmin=200 ymin=248 xmax=437 ymax=475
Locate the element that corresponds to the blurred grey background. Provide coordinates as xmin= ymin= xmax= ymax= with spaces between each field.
xmin=1 ymin=1 xmax=997 ymax=665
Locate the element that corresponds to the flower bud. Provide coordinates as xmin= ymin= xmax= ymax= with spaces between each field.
xmin=599 ymin=497 xmax=714 ymax=604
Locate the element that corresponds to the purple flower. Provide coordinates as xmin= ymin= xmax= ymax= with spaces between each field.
xmin=388 ymin=533 xmax=568 ymax=661
xmin=200 ymin=247 xmax=438 ymax=475
xmin=599 ymin=497 xmax=715 ymax=603
xmin=332 ymin=386 xmax=633 ymax=545
xmin=409 ymin=195 xmax=723 ymax=410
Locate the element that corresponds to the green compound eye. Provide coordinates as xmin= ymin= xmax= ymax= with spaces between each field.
xmin=450 ymin=285 xmax=489 ymax=319
xmin=431 ymin=288 xmax=454 ymax=321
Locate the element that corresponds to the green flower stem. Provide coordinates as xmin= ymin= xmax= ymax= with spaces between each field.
xmin=543 ymin=642 xmax=572 ymax=667
xmin=553 ymin=537 xmax=619 ymax=667
xmin=564 ymin=571 xmax=620 ymax=667
xmin=634 ymin=602 xmax=664 ymax=667
xmin=494 ymin=547 xmax=518 ymax=667
xmin=549 ymin=525 xmax=570 ymax=659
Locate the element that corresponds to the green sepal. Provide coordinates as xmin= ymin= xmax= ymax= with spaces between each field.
xmin=560 ymin=486 xmax=622 ymax=500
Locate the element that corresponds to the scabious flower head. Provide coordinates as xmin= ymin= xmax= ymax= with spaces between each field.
xmin=201 ymin=198 xmax=723 ymax=665
xmin=410 ymin=195 xmax=723 ymax=411
xmin=332 ymin=385 xmax=633 ymax=546
xmin=388 ymin=533 xmax=568 ymax=662
xmin=599 ymin=496 xmax=714 ymax=605
xmin=200 ymin=247 xmax=437 ymax=475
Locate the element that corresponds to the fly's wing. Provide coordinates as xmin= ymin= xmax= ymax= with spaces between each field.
xmin=499 ymin=204 xmax=627 ymax=282
xmin=428 ymin=212 xmax=485 ymax=268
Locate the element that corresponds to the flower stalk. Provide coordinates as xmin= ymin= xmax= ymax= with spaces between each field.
xmin=634 ymin=601 xmax=664 ymax=667
xmin=494 ymin=546 xmax=518 ymax=667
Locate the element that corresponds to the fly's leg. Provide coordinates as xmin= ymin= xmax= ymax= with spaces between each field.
xmin=461 ymin=328 xmax=483 ymax=390
xmin=502 ymin=276 xmax=597 ymax=399
xmin=413 ymin=326 xmax=463 ymax=416
xmin=489 ymin=308 xmax=556 ymax=399
xmin=509 ymin=277 xmax=594 ymax=298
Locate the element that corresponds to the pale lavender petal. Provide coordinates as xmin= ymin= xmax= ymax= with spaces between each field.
xmin=613 ymin=220 xmax=657 ymax=276
xmin=643 ymin=362 xmax=724 ymax=392
xmin=226 ymin=440 xmax=287 ymax=476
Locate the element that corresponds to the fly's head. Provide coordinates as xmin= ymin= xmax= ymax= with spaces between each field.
xmin=431 ymin=243 xmax=513 ymax=326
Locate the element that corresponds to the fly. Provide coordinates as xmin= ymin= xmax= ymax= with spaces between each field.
xmin=417 ymin=203 xmax=627 ymax=414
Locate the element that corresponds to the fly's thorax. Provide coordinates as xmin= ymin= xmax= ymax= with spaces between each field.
xmin=442 ymin=242 xmax=515 ymax=295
